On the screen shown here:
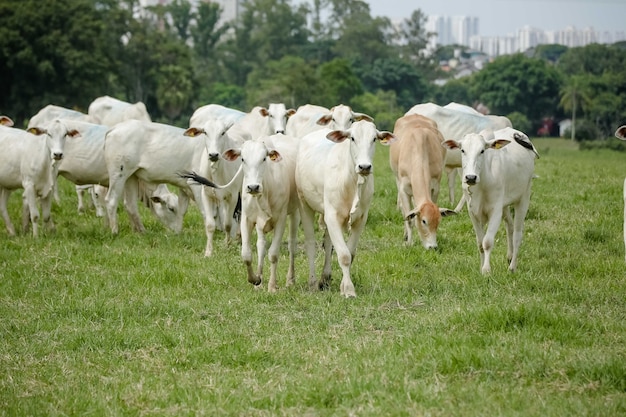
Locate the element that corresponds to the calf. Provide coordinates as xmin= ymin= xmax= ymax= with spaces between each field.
xmin=390 ymin=114 xmax=455 ymax=249
xmin=182 ymin=134 xmax=299 ymax=292
xmin=443 ymin=128 xmax=538 ymax=274
xmin=296 ymin=120 xmax=395 ymax=297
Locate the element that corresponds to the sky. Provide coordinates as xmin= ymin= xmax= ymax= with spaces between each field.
xmin=365 ymin=0 xmax=626 ymax=37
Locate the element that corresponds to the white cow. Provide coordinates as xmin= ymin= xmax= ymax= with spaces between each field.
xmin=406 ymin=102 xmax=512 ymax=211
xmin=0 ymin=118 xmax=69 ymax=237
xmin=88 ymin=95 xmax=152 ymax=126
xmin=104 ymin=120 xmax=201 ymax=235
xmin=229 ymin=103 xmax=295 ymax=141
xmin=296 ymin=120 xmax=396 ymax=298
xmin=286 ymin=104 xmax=373 ymax=138
xmin=390 ymin=114 xmax=455 ymax=249
xmin=190 ymin=104 xmax=246 ymax=134
xmin=183 ymin=119 xmax=243 ymax=257
xmin=182 ymin=134 xmax=300 ymax=292
xmin=443 ymin=127 xmax=538 ymax=274
xmin=28 ymin=105 xmax=99 ymax=212
xmin=614 ymin=125 xmax=626 ymax=261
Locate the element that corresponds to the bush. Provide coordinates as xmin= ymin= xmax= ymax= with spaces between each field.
xmin=506 ymin=111 xmax=531 ymax=134
xmin=563 ymin=119 xmax=601 ymax=141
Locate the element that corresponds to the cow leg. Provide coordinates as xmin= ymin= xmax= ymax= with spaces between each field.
xmin=122 ymin=177 xmax=145 ymax=233
xmin=467 ymin=211 xmax=487 ymax=273
xmin=446 ymin=167 xmax=457 ymax=207
xmin=92 ymin=185 xmax=107 ymax=219
xmin=22 ymin=184 xmax=40 ymax=237
xmin=255 ymin=223 xmax=267 ymax=288
xmin=299 ymin=202 xmax=319 ymax=292
xmin=324 ymin=211 xmax=356 ymax=298
xmin=481 ymin=208 xmax=504 ymax=275
xmin=502 ymin=206 xmax=514 ymax=264
xmin=105 ymin=176 xmax=127 ymax=234
xmin=285 ymin=211 xmax=299 ymax=287
xmin=40 ymin=193 xmax=55 ymax=233
xmin=0 ymin=189 xmax=16 ymax=236
xmin=219 ymin=192 xmax=234 ymax=246
xmin=396 ymin=177 xmax=414 ymax=245
xmin=267 ymin=215 xmax=289 ymax=293
xmin=76 ymin=185 xmax=88 ymax=214
xmin=201 ymin=188 xmax=218 ymax=257
xmin=241 ymin=214 xmax=260 ymax=286
xmin=509 ymin=197 xmax=530 ymax=272
xmin=320 ymin=227 xmax=333 ymax=290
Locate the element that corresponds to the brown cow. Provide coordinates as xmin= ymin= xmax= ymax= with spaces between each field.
xmin=390 ymin=114 xmax=455 ymax=249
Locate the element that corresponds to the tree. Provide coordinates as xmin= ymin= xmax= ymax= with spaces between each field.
xmin=470 ymin=53 xmax=561 ymax=125
xmin=0 ymin=0 xmax=123 ymax=123
xmin=559 ymin=75 xmax=592 ymax=140
xmin=316 ymin=59 xmax=363 ymax=107
xmin=396 ymin=10 xmax=437 ymax=76
xmin=533 ymin=44 xmax=568 ymax=63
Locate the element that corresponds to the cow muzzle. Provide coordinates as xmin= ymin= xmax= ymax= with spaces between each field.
xmin=208 ymin=153 xmax=219 ymax=162
xmin=246 ymin=184 xmax=261 ymax=195
xmin=465 ymin=174 xmax=478 ymax=185
xmin=356 ymin=163 xmax=372 ymax=176
xmin=53 ymin=152 xmax=64 ymax=161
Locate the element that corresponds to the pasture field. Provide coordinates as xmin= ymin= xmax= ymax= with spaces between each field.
xmin=1 ymin=138 xmax=625 ymax=416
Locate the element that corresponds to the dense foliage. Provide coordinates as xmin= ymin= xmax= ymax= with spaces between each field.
xmin=1 ymin=0 xmax=625 ymax=135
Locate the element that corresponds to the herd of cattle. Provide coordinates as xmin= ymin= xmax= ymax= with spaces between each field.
xmin=1 ymin=97 xmax=545 ymax=297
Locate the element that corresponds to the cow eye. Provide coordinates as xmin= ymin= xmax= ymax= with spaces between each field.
xmin=422 ymin=219 xmax=427 ymax=225
xmin=168 ymin=207 xmax=176 ymax=213
xmin=480 ymin=150 xmax=485 ymax=154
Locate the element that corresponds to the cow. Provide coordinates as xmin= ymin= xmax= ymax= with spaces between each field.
xmin=88 ymin=95 xmax=152 ymax=126
xmin=181 ymin=134 xmax=300 ymax=292
xmin=0 ymin=118 xmax=69 ymax=237
xmin=104 ymin=120 xmax=198 ymax=235
xmin=443 ymin=127 xmax=538 ymax=274
xmin=296 ymin=120 xmax=396 ymax=298
xmin=183 ymin=119 xmax=243 ymax=257
xmin=50 ymin=119 xmax=181 ymax=230
xmin=228 ymin=103 xmax=295 ymax=141
xmin=406 ymin=102 xmax=512 ymax=211
xmin=390 ymin=114 xmax=456 ymax=249
xmin=614 ymin=125 xmax=626 ymax=261
xmin=190 ymin=104 xmax=246 ymax=134
xmin=286 ymin=104 xmax=374 ymax=138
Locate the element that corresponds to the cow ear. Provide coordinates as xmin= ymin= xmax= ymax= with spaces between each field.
xmin=354 ymin=113 xmax=374 ymax=123
xmin=405 ymin=209 xmax=418 ymax=220
xmin=377 ymin=131 xmax=396 ymax=145
xmin=490 ymin=139 xmax=511 ymax=149
xmin=27 ymin=127 xmax=47 ymax=136
xmin=223 ymin=148 xmax=241 ymax=161
xmin=317 ymin=115 xmax=332 ymax=126
xmin=615 ymin=125 xmax=626 ymax=140
xmin=259 ymin=108 xmax=269 ymax=117
xmin=326 ymin=130 xmax=349 ymax=143
xmin=268 ymin=150 xmax=282 ymax=162
xmin=286 ymin=109 xmax=296 ymax=118
xmin=150 ymin=196 xmax=163 ymax=204
xmin=68 ymin=129 xmax=81 ymax=138
xmin=442 ymin=140 xmax=460 ymax=150
xmin=184 ymin=127 xmax=204 ymax=137
xmin=0 ymin=116 xmax=14 ymax=126
xmin=440 ymin=208 xmax=457 ymax=217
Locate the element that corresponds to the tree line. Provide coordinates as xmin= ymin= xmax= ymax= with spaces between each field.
xmin=1 ymin=0 xmax=625 ymax=138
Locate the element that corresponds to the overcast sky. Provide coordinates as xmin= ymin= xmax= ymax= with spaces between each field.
xmin=365 ymin=0 xmax=626 ymax=37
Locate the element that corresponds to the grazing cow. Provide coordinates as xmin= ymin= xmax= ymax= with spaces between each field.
xmin=0 ymin=119 xmax=69 ymax=236
xmin=88 ymin=95 xmax=152 ymax=126
xmin=104 ymin=120 xmax=200 ymax=235
xmin=229 ymin=103 xmax=295 ymax=141
xmin=406 ymin=102 xmax=512 ymax=211
xmin=390 ymin=114 xmax=456 ymax=249
xmin=614 ymin=125 xmax=626 ymax=261
xmin=296 ymin=120 xmax=396 ymax=297
xmin=181 ymin=134 xmax=300 ymax=292
xmin=443 ymin=127 xmax=538 ymax=274
xmin=286 ymin=104 xmax=373 ymax=138
xmin=183 ymin=119 xmax=243 ymax=257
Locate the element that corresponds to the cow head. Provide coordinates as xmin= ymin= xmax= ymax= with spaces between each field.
xmin=149 ymin=184 xmax=184 ymax=233
xmin=326 ymin=120 xmax=396 ymax=177
xmin=259 ymin=103 xmax=296 ymax=135
xmin=317 ymin=104 xmax=374 ymax=131
xmin=27 ymin=119 xmax=80 ymax=161
xmin=443 ymin=132 xmax=510 ymax=186
xmin=184 ymin=119 xmax=235 ymax=163
xmin=223 ymin=138 xmax=281 ymax=196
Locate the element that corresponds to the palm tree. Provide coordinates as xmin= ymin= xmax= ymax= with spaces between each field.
xmin=559 ymin=75 xmax=592 ymax=140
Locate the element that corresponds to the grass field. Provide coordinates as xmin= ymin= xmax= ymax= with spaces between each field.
xmin=1 ymin=137 xmax=625 ymax=416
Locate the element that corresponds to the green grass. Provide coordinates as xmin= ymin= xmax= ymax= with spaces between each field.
xmin=1 ymin=138 xmax=625 ymax=416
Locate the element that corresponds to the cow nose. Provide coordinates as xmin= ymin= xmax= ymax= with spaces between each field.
xmin=53 ymin=152 xmax=63 ymax=161
xmin=208 ymin=153 xmax=219 ymax=162
xmin=358 ymin=164 xmax=372 ymax=174
xmin=275 ymin=130 xmax=285 ymax=134
xmin=465 ymin=174 xmax=477 ymax=185
xmin=247 ymin=184 xmax=261 ymax=194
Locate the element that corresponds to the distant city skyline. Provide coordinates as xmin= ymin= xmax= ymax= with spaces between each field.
xmin=366 ymin=0 xmax=626 ymax=38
